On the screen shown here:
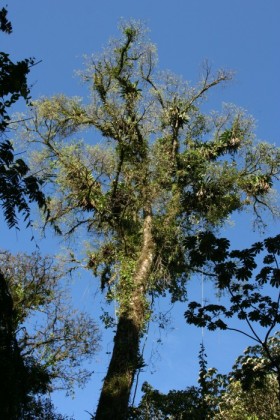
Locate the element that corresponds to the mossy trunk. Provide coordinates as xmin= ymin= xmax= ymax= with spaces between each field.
xmin=95 ymin=212 xmax=155 ymax=420
xmin=94 ymin=314 xmax=141 ymax=420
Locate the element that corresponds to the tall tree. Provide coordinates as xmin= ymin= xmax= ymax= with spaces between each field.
xmin=21 ymin=22 xmax=280 ymax=418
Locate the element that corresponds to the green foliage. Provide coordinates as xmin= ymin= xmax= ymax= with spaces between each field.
xmin=0 ymin=6 xmax=46 ymax=228
xmin=231 ymin=332 xmax=280 ymax=393
xmin=0 ymin=139 xmax=46 ymax=228
xmin=216 ymin=377 xmax=280 ymax=420
xmin=0 ymin=251 xmax=100 ymax=395
xmin=129 ymin=383 xmax=206 ymax=420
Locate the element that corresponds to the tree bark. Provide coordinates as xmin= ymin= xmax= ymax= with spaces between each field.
xmin=95 ymin=211 xmax=155 ymax=419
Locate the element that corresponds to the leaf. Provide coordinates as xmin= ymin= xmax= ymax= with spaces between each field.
xmin=256 ymin=266 xmax=273 ymax=285
xmin=264 ymin=235 xmax=280 ymax=255
xmin=270 ymin=268 xmax=280 ymax=287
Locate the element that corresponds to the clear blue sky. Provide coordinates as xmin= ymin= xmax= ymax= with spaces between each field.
xmin=2 ymin=0 xmax=280 ymax=418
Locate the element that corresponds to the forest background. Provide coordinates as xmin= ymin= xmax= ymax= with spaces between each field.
xmin=1 ymin=0 xmax=280 ymax=418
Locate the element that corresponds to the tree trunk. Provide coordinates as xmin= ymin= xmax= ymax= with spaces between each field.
xmin=95 ymin=211 xmax=155 ymax=419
